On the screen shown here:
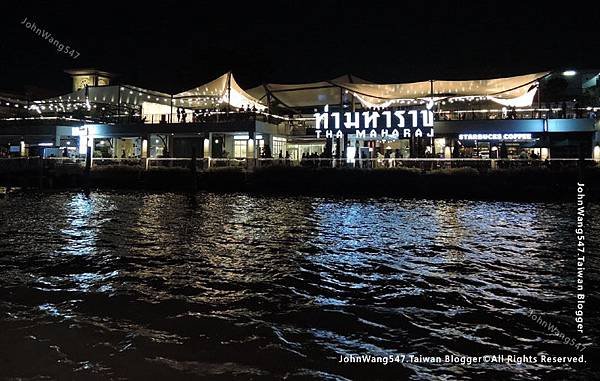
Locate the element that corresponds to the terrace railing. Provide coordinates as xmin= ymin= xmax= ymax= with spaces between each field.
xmin=0 ymin=157 xmax=598 ymax=174
xmin=7 ymin=100 xmax=600 ymax=124
xmin=266 ymin=157 xmax=596 ymax=171
xmin=0 ymin=109 xmax=288 ymax=127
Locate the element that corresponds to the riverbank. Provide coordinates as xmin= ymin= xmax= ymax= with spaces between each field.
xmin=1 ymin=165 xmax=598 ymax=201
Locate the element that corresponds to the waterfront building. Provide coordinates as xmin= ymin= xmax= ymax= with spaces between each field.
xmin=0 ymin=69 xmax=599 ymax=162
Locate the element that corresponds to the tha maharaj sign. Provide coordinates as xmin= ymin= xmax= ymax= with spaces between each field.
xmin=314 ymin=105 xmax=434 ymax=139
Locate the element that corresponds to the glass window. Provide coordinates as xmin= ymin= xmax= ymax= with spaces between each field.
xmin=434 ymin=138 xmax=446 ymax=157
xmin=234 ymin=140 xmax=246 ymax=158
xmin=272 ymin=137 xmax=287 ymax=158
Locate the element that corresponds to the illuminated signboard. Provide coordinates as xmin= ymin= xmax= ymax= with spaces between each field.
xmin=314 ymin=105 xmax=434 ymax=139
xmin=458 ymin=133 xmax=532 ymax=141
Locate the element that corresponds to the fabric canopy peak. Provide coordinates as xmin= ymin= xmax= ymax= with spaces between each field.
xmin=174 ymin=72 xmax=266 ymax=110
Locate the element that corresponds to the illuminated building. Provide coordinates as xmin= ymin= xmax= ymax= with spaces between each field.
xmin=0 ymin=69 xmax=598 ymax=160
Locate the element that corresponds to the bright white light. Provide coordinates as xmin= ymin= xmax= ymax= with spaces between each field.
xmin=141 ymin=139 xmax=148 ymax=158
xmin=346 ymin=146 xmax=356 ymax=163
xmin=563 ymin=70 xmax=577 ymax=76
xmin=79 ymin=137 xmax=87 ymax=155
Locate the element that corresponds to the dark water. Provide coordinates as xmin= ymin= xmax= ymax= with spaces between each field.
xmin=0 ymin=191 xmax=598 ymax=380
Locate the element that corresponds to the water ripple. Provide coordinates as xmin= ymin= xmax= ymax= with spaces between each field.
xmin=0 ymin=191 xmax=598 ymax=380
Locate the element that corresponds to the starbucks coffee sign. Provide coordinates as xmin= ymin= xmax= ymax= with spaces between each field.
xmin=314 ymin=105 xmax=434 ymax=139
xmin=458 ymin=133 xmax=533 ymax=141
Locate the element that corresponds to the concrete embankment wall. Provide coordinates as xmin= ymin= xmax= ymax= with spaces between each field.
xmin=0 ymin=164 xmax=598 ymax=201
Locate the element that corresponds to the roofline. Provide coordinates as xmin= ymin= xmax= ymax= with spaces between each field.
xmin=64 ymin=68 xmax=117 ymax=78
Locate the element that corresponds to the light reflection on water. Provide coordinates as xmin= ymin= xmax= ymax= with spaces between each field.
xmin=0 ymin=191 xmax=598 ymax=380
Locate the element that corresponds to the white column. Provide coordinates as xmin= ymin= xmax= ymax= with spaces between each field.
xmin=203 ymin=134 xmax=211 ymax=159
xmin=203 ymin=133 xmax=212 ymax=169
xmin=444 ymin=146 xmax=452 ymax=159
xmin=141 ymin=138 xmax=148 ymax=158
xmin=246 ymin=138 xmax=255 ymax=169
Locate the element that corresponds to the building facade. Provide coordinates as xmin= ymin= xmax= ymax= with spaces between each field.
xmin=1 ymin=69 xmax=599 ymax=162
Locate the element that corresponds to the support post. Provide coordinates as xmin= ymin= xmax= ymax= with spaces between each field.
xmin=227 ymin=72 xmax=232 ymax=113
xmin=84 ymin=142 xmax=92 ymax=193
xmin=537 ymin=82 xmax=541 ymax=117
xmin=141 ymin=137 xmax=148 ymax=158
xmin=203 ymin=133 xmax=212 ymax=169
xmin=339 ymin=87 xmax=344 ymax=161
xmin=246 ymin=137 xmax=255 ymax=170
xmin=117 ymin=86 xmax=121 ymax=123
xmin=264 ymin=85 xmax=271 ymax=113
xmin=429 ymin=79 xmax=435 ymax=157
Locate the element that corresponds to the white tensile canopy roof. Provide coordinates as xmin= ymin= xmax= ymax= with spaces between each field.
xmin=32 ymin=85 xmax=172 ymax=110
xmin=174 ymin=72 xmax=266 ymax=110
xmin=342 ymin=71 xmax=550 ymax=108
xmin=30 ymin=71 xmax=551 ymax=115
xmin=246 ymin=75 xmax=370 ymax=110
xmin=247 ymin=71 xmax=551 ymax=109
xmin=31 ymin=73 xmax=266 ymax=115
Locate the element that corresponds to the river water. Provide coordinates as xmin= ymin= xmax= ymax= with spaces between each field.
xmin=0 ymin=191 xmax=598 ymax=380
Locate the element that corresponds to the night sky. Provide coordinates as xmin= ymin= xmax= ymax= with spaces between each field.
xmin=2 ymin=1 xmax=600 ymax=95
